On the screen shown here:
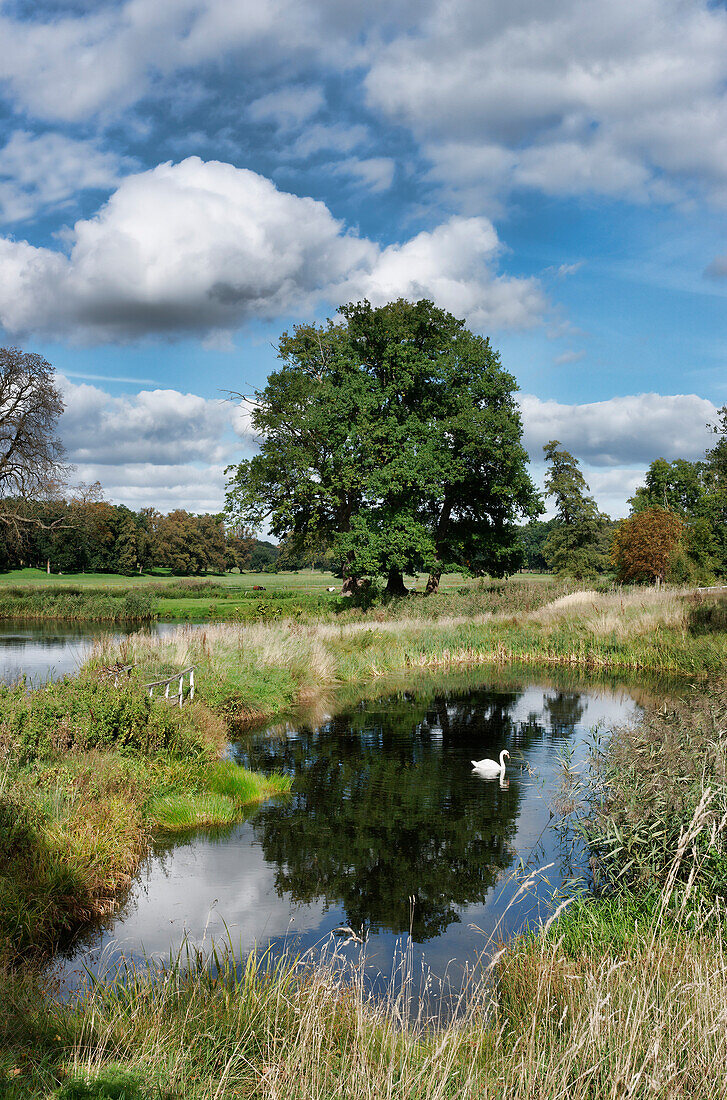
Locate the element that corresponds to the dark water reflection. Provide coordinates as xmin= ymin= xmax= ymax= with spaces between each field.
xmin=49 ymin=672 xmax=641 ymax=1003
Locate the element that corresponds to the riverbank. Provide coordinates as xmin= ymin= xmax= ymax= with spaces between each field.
xmin=3 ymin=682 xmax=726 ymax=1098
xmin=103 ymin=587 xmax=727 ymax=731
xmin=2 ymin=585 xmax=726 ymax=1097
xmin=0 ymin=669 xmax=290 ymax=963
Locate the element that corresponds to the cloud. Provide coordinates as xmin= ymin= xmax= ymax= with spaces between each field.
xmin=0 ymin=157 xmax=546 ymax=342
xmin=342 ymin=216 xmax=547 ymax=331
xmin=58 ymin=375 xmax=237 ymax=465
xmin=289 ymin=123 xmax=369 ymax=158
xmin=553 ymin=349 xmax=585 ymax=365
xmin=520 ymin=392 xmax=718 ymax=467
xmin=364 ymin=0 xmax=727 ymax=206
xmin=248 ymin=85 xmax=325 ymax=128
xmin=0 ymin=130 xmax=127 ymax=224
xmin=56 ymin=373 xmax=257 ymax=512
xmin=332 ymin=157 xmax=395 ymax=193
xmin=0 ymin=0 xmax=400 ymax=123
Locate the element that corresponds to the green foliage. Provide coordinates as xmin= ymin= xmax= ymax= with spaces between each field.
xmin=628 ymin=409 xmax=727 ymax=578
xmin=1 ymin=674 xmax=199 ymax=763
xmin=226 ymin=298 xmax=540 ymax=593
xmin=542 ymin=441 xmax=611 ymax=578
xmin=687 ymin=593 xmax=727 ymax=634
xmin=56 ymin=1067 xmax=145 ymax=1099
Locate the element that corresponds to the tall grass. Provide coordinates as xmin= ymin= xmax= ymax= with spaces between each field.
xmin=5 ymin=812 xmax=727 ymax=1098
xmin=0 ymin=588 xmax=155 ymax=622
xmin=101 ymin=587 xmax=727 ymax=732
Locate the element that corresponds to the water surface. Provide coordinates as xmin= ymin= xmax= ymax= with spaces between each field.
xmin=49 ymin=672 xmax=640 ymax=1004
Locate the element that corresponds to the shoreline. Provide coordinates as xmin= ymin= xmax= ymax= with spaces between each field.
xmin=1 ymin=585 xmax=726 ymax=1097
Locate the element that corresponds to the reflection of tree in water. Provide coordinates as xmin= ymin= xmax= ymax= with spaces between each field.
xmin=542 ymin=691 xmax=586 ymax=737
xmin=239 ymin=685 xmax=584 ymax=942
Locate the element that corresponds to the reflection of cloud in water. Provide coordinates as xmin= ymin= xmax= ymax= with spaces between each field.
xmin=83 ymin=823 xmax=330 ymax=964
xmin=52 ymin=676 xmax=641 ymax=997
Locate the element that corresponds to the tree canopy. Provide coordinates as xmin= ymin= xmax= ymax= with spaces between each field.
xmin=226 ymin=299 xmax=540 ymax=594
xmin=542 ymin=441 xmax=611 ymax=578
xmin=611 ymin=506 xmax=684 ymax=584
xmin=626 ymin=407 xmax=727 ymax=582
xmin=0 ymin=346 xmax=67 ymax=537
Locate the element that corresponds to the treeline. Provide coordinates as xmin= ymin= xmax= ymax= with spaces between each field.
xmin=0 ymin=483 xmax=279 ymax=576
xmin=519 ymin=409 xmax=727 ymax=583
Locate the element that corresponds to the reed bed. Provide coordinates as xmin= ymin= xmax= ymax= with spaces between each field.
xmin=99 ymin=587 xmax=727 ymax=731
xmin=6 ymin=800 xmax=727 ymax=1099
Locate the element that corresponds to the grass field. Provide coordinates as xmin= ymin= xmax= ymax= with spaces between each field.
xmin=0 ymin=568 xmax=554 ymax=622
xmin=0 ymin=566 xmax=550 ymax=591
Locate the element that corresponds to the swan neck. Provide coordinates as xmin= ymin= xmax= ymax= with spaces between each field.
xmin=499 ymin=750 xmax=507 ymax=775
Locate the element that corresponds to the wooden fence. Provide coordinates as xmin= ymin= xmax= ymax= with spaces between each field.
xmin=145 ymin=666 xmax=196 ymax=707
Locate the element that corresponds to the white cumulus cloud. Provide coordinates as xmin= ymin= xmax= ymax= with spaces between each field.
xmin=56 ymin=374 xmax=256 ymax=512
xmin=0 ymin=157 xmax=545 ymax=342
xmin=520 ymin=392 xmax=718 ymax=467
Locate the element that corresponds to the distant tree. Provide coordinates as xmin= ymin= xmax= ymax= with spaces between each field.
xmin=542 ymin=441 xmax=610 ymax=578
xmin=518 ymin=518 xmax=557 ymax=572
xmin=248 ymin=539 xmax=279 ymax=572
xmin=0 ymin=346 xmax=67 ymax=537
xmin=116 ymin=511 xmax=140 ymax=576
xmin=154 ymin=511 xmax=228 ymax=575
xmin=629 ymin=457 xmax=707 ymax=516
xmin=226 ymin=299 xmax=540 ymax=596
xmin=611 ymin=506 xmax=684 ymax=584
xmin=704 ymin=405 xmax=727 ymax=574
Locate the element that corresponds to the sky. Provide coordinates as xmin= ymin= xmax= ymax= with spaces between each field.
xmin=1 ymin=0 xmax=727 ymax=522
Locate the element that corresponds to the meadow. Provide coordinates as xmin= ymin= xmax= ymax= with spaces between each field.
xmin=0 ymin=567 xmax=550 ymax=622
xmin=1 ymin=580 xmax=726 ymax=1097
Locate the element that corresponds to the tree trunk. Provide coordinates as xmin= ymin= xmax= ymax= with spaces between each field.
xmin=385 ymin=567 xmax=408 ymax=597
xmin=341 ymin=552 xmax=361 ymax=596
xmin=425 ymin=571 xmax=441 ymax=595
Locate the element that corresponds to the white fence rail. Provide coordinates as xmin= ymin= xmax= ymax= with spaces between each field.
xmin=145 ymin=666 xmax=196 ymax=707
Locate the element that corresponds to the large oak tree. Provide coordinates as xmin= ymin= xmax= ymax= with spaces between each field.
xmin=226 ymin=299 xmax=540 ymax=594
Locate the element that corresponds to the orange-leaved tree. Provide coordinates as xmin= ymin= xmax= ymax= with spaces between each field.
xmin=610 ymin=506 xmax=684 ymax=584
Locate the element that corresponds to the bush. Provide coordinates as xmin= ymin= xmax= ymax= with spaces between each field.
xmin=121 ymin=590 xmax=155 ymax=621
xmin=1 ymin=674 xmax=202 ymax=763
xmin=56 ymin=1067 xmax=146 ymax=1099
xmin=688 ymin=593 xmax=727 ymax=635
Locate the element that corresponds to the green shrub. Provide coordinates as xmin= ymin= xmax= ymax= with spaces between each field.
xmin=688 ymin=593 xmax=727 ymax=635
xmin=56 ymin=1067 xmax=145 ymax=1099
xmin=1 ymin=675 xmax=202 ymax=763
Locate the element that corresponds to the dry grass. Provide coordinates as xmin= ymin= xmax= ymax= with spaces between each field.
xmin=95 ymin=586 xmax=726 ymax=727
xmin=17 ymin=803 xmax=727 ymax=1099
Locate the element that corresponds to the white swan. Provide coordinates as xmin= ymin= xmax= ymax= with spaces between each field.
xmin=471 ymin=749 xmax=509 ymax=778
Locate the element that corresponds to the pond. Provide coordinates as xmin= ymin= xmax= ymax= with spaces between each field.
xmin=45 ymin=669 xmax=643 ymax=1009
xmin=0 ymin=619 xmax=191 ymax=687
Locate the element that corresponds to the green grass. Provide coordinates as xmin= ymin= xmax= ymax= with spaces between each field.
xmin=0 ymin=566 xmax=495 ymax=590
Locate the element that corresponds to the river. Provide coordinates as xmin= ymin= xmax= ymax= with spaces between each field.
xmin=1 ymin=622 xmax=643 ymax=1010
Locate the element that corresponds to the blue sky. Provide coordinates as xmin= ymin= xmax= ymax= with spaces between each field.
xmin=1 ymin=0 xmax=726 ymax=519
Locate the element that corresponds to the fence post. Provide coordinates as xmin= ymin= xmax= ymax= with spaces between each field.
xmin=179 ymin=675 xmax=184 ymax=707
xmin=190 ymin=668 xmax=195 ymax=701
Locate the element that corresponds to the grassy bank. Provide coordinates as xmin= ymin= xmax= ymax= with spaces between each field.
xmin=0 ymin=670 xmax=290 ymax=962
xmin=2 ymin=685 xmax=726 ymax=1098
xmin=98 ymin=588 xmax=727 ymax=733
xmin=0 ymin=570 xmax=556 ymax=622
xmin=2 ymin=584 xmax=726 ymax=1097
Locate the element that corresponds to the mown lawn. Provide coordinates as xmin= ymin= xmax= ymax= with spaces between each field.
xmin=0 ymin=566 xmax=549 ymax=592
